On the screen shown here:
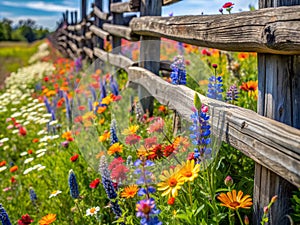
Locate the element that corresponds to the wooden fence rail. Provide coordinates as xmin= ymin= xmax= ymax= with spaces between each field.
xmin=50 ymin=0 xmax=300 ymax=224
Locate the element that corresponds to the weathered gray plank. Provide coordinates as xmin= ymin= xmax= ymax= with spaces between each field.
xmin=111 ymin=0 xmax=122 ymax=54
xmin=83 ymin=47 xmax=94 ymax=59
xmin=102 ymin=23 xmax=139 ymax=41
xmin=89 ymin=25 xmax=110 ymax=41
xmin=127 ymin=66 xmax=300 ymax=187
xmin=110 ymin=2 xmax=139 ymax=13
xmin=163 ymin=0 xmax=182 ymax=6
xmin=93 ymin=47 xmax=135 ymax=70
xmin=253 ymin=0 xmax=300 ymax=220
xmin=93 ymin=5 xmax=109 ymax=20
xmin=130 ymin=6 xmax=300 ymax=55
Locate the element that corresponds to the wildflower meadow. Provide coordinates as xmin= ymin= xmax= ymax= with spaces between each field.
xmin=0 ymin=18 xmax=299 ymax=225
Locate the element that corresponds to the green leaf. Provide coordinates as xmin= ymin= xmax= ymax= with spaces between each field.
xmin=194 ymin=93 xmax=202 ymax=109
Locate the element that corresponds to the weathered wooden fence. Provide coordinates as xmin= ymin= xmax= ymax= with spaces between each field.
xmin=49 ymin=0 xmax=300 ymax=224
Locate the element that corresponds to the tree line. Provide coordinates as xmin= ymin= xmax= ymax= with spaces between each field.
xmin=0 ymin=18 xmax=50 ymax=43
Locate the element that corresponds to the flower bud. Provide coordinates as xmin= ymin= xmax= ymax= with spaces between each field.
xmin=212 ymin=64 xmax=218 ymax=69
xmin=263 ymin=206 xmax=269 ymax=214
xmin=244 ymin=215 xmax=249 ymax=225
xmin=271 ymin=195 xmax=278 ymax=204
xmin=224 ymin=176 xmax=233 ymax=187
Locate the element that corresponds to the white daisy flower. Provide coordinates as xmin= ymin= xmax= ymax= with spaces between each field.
xmin=20 ymin=151 xmax=28 ymax=156
xmin=86 ymin=206 xmax=100 ymax=216
xmin=36 ymin=152 xmax=45 ymax=158
xmin=0 ymin=166 xmax=7 ymax=172
xmin=36 ymin=149 xmax=47 ymax=154
xmin=23 ymin=167 xmax=34 ymax=175
xmin=37 ymin=165 xmax=46 ymax=171
xmin=32 ymin=164 xmax=42 ymax=170
xmin=49 ymin=190 xmax=62 ymax=198
xmin=24 ymin=157 xmax=34 ymax=164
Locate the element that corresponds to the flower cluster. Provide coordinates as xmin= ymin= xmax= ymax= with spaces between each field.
xmin=170 ymin=55 xmax=187 ymax=85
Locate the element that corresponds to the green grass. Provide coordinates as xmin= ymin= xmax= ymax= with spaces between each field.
xmin=0 ymin=41 xmax=42 ymax=86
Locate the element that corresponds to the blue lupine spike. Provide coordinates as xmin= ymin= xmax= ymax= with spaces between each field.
xmin=100 ymin=79 xmax=107 ymax=101
xmin=29 ymin=187 xmax=37 ymax=203
xmin=74 ymin=57 xmax=82 ymax=72
xmin=89 ymin=86 xmax=97 ymax=102
xmin=88 ymin=98 xmax=93 ymax=111
xmin=51 ymin=110 xmax=56 ymax=121
xmin=63 ymin=92 xmax=72 ymax=120
xmin=99 ymin=156 xmax=118 ymax=199
xmin=110 ymin=119 xmax=118 ymax=145
xmin=68 ymin=169 xmax=80 ymax=199
xmin=110 ymin=76 xmax=119 ymax=96
xmin=226 ymin=84 xmax=239 ymax=102
xmin=43 ymin=96 xmax=52 ymax=113
xmin=0 ymin=204 xmax=12 ymax=225
xmin=170 ymin=55 xmax=187 ymax=85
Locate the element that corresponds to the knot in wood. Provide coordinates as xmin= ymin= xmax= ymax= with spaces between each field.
xmin=264 ymin=25 xmax=276 ymax=45
xmin=241 ymin=121 xmax=246 ymax=129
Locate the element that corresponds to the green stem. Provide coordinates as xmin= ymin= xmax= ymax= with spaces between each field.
xmin=228 ymin=210 xmax=234 ymax=225
xmin=236 ymin=210 xmax=245 ymax=225
xmin=75 ymin=200 xmax=85 ymax=221
xmin=188 ymin=182 xmax=193 ymax=206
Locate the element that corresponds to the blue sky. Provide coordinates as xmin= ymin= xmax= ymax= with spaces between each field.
xmin=0 ymin=0 xmax=258 ymax=31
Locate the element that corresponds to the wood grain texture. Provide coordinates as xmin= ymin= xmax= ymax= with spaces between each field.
xmin=102 ymin=23 xmax=139 ymax=41
xmin=163 ymin=0 xmax=182 ymax=6
xmin=127 ymin=66 xmax=300 ymax=187
xmin=94 ymin=0 xmax=104 ymax=49
xmin=130 ymin=6 xmax=300 ymax=55
xmin=93 ymin=47 xmax=134 ymax=71
xmin=83 ymin=47 xmax=94 ymax=58
xmin=93 ymin=5 xmax=109 ymax=20
xmin=110 ymin=2 xmax=139 ymax=13
xmin=89 ymin=25 xmax=110 ymax=41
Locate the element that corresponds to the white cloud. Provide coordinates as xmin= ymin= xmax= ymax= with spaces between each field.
xmin=1 ymin=1 xmax=78 ymax=12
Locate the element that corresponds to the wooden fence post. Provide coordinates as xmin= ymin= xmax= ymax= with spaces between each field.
xmin=138 ymin=0 xmax=162 ymax=116
xmin=94 ymin=0 xmax=104 ymax=49
xmin=70 ymin=11 xmax=74 ymax=25
xmin=254 ymin=1 xmax=300 ymax=224
xmin=74 ymin=11 xmax=78 ymax=24
xmin=111 ymin=0 xmax=122 ymax=54
xmin=81 ymin=0 xmax=87 ymax=20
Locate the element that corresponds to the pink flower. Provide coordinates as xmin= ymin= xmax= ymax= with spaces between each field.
xmin=144 ymin=137 xmax=157 ymax=148
xmin=125 ymin=134 xmax=141 ymax=145
xmin=111 ymin=164 xmax=129 ymax=182
xmin=147 ymin=117 xmax=164 ymax=133
xmin=108 ymin=157 xmax=124 ymax=170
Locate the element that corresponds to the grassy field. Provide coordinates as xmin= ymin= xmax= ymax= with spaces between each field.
xmin=0 ymin=41 xmax=42 ymax=87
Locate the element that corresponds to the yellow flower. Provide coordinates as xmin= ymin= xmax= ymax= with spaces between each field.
xmin=108 ymin=143 xmax=123 ymax=155
xmin=101 ymin=96 xmax=112 ymax=105
xmin=137 ymin=146 xmax=148 ymax=158
xmin=173 ymin=136 xmax=190 ymax=152
xmin=157 ymin=166 xmax=185 ymax=197
xmin=217 ymin=190 xmax=253 ymax=210
xmin=122 ymin=125 xmax=139 ymax=135
xmin=97 ymin=106 xmax=107 ymax=114
xmin=99 ymin=131 xmax=110 ymax=142
xmin=99 ymin=118 xmax=105 ymax=124
xmin=121 ymin=184 xmax=138 ymax=198
xmin=179 ymin=160 xmax=200 ymax=182
xmin=39 ymin=214 xmax=56 ymax=225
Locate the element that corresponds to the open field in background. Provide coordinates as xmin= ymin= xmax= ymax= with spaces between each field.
xmin=0 ymin=41 xmax=43 ymax=87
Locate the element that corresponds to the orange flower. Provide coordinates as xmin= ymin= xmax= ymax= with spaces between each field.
xmin=173 ymin=136 xmax=189 ymax=152
xmin=240 ymin=80 xmax=258 ymax=92
xmin=39 ymin=214 xmax=56 ymax=225
xmin=10 ymin=165 xmax=18 ymax=173
xmin=99 ymin=131 xmax=110 ymax=142
xmin=108 ymin=143 xmax=123 ymax=155
xmin=32 ymin=138 xmax=39 ymax=143
xmin=0 ymin=160 xmax=6 ymax=167
xmin=217 ymin=190 xmax=253 ymax=210
xmin=97 ymin=106 xmax=107 ymax=114
xmin=238 ymin=52 xmax=249 ymax=60
xmin=121 ymin=184 xmax=138 ymax=198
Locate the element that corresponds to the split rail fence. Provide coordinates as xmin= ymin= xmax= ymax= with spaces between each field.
xmin=49 ymin=0 xmax=300 ymax=224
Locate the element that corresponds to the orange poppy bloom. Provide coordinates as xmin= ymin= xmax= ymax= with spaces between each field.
xmin=217 ymin=190 xmax=253 ymax=210
xmin=108 ymin=143 xmax=123 ymax=155
xmin=39 ymin=214 xmax=56 ymax=225
xmin=121 ymin=185 xmax=139 ymax=198
xmin=240 ymin=80 xmax=258 ymax=92
xmin=10 ymin=166 xmax=18 ymax=173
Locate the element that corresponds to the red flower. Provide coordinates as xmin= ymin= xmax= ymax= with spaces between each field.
xmin=89 ymin=178 xmax=100 ymax=189
xmin=187 ymin=152 xmax=195 ymax=160
xmin=108 ymin=157 xmax=124 ymax=170
xmin=70 ymin=154 xmax=79 ymax=162
xmin=201 ymin=49 xmax=211 ymax=56
xmin=167 ymin=197 xmax=175 ymax=205
xmin=18 ymin=214 xmax=33 ymax=225
xmin=223 ymin=2 xmax=234 ymax=8
xmin=147 ymin=144 xmax=164 ymax=160
xmin=144 ymin=137 xmax=157 ymax=149
xmin=10 ymin=165 xmax=18 ymax=173
xmin=163 ymin=145 xmax=176 ymax=157
xmin=32 ymin=138 xmax=39 ymax=143
xmin=11 ymin=176 xmax=16 ymax=183
xmin=44 ymin=77 xmax=49 ymax=82
xmin=27 ymin=149 xmax=33 ymax=154
xmin=19 ymin=126 xmax=27 ymax=136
